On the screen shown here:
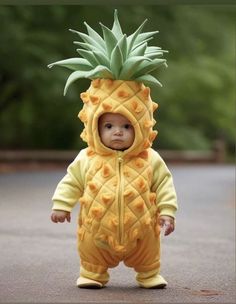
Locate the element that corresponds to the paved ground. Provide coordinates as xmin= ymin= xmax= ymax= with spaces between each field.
xmin=0 ymin=164 xmax=235 ymax=303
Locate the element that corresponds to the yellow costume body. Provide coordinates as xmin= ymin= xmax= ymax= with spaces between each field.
xmin=52 ymin=79 xmax=178 ymax=287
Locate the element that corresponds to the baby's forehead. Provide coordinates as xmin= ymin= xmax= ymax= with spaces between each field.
xmin=99 ymin=113 xmax=131 ymax=124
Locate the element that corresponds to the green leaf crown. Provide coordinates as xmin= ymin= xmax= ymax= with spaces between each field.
xmin=48 ymin=10 xmax=168 ymax=95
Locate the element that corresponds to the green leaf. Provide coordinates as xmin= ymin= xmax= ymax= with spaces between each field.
xmin=145 ymin=46 xmax=168 ymax=59
xmin=110 ymin=44 xmax=123 ymax=78
xmin=134 ymin=31 xmax=159 ymax=46
xmin=135 ymin=74 xmax=163 ymax=87
xmin=83 ymin=22 xmax=106 ymax=50
xmin=64 ymin=65 xmax=113 ymax=95
xmin=100 ymin=22 xmax=118 ymax=58
xmin=88 ymin=65 xmax=113 ymax=79
xmin=127 ymin=19 xmax=148 ymax=55
xmin=130 ymin=42 xmax=147 ymax=57
xmin=133 ymin=58 xmax=166 ymax=78
xmin=47 ymin=58 xmax=93 ymax=71
xmin=146 ymin=46 xmax=161 ymax=52
xmin=69 ymin=29 xmax=104 ymax=54
xmin=64 ymin=70 xmax=91 ymax=95
xmin=74 ymin=40 xmax=118 ymax=66
xmin=145 ymin=47 xmax=168 ymax=59
xmin=131 ymin=38 xmax=153 ymax=52
xmin=145 ymin=52 xmax=164 ymax=60
xmin=73 ymin=41 xmax=99 ymax=53
xmin=112 ymin=9 xmax=123 ymax=40
xmin=119 ymin=56 xmax=151 ymax=80
xmin=117 ymin=34 xmax=127 ymax=61
xmin=76 ymin=49 xmax=99 ymax=67
xmin=93 ymin=50 xmax=110 ymax=69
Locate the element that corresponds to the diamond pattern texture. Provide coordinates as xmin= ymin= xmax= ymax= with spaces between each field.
xmin=78 ymin=79 xmax=159 ymax=254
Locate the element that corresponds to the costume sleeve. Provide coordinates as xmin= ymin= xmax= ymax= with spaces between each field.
xmin=52 ymin=149 xmax=89 ymax=212
xmin=151 ymin=149 xmax=178 ymax=219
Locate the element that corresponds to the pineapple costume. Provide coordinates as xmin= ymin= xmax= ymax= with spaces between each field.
xmin=49 ymin=10 xmax=178 ymax=288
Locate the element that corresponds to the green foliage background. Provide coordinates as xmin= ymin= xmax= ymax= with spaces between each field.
xmin=0 ymin=5 xmax=235 ymax=154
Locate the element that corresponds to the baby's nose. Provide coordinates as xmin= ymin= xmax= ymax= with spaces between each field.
xmin=114 ymin=128 xmax=123 ymax=135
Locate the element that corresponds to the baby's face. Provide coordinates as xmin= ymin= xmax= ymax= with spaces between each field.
xmin=98 ymin=113 xmax=135 ymax=151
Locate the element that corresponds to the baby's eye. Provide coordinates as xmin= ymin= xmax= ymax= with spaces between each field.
xmin=124 ymin=124 xmax=132 ymax=129
xmin=105 ymin=123 xmax=112 ymax=129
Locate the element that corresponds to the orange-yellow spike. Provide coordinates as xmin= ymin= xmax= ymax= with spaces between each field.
xmin=124 ymin=188 xmax=134 ymax=198
xmin=143 ymin=139 xmax=151 ymax=149
xmin=143 ymin=120 xmax=153 ymax=129
xmin=101 ymin=193 xmax=113 ymax=205
xmin=136 ymin=177 xmax=147 ymax=191
xmin=90 ymin=95 xmax=100 ymax=105
xmin=134 ymin=158 xmax=144 ymax=168
xmin=138 ymin=150 xmax=149 ymax=159
xmin=149 ymin=130 xmax=158 ymax=142
xmin=142 ymin=87 xmax=150 ymax=99
xmin=117 ymin=90 xmax=130 ymax=99
xmin=86 ymin=147 xmax=95 ymax=157
xmin=80 ymin=92 xmax=89 ymax=103
xmin=102 ymin=164 xmax=111 ymax=178
xmin=79 ymin=197 xmax=87 ymax=206
xmin=152 ymin=102 xmax=159 ymax=112
xmin=78 ymin=109 xmax=87 ymax=123
xmin=88 ymin=182 xmax=98 ymax=192
xmin=149 ymin=192 xmax=156 ymax=204
xmin=91 ymin=207 xmax=103 ymax=219
xmin=80 ymin=128 xmax=87 ymax=142
xmin=92 ymin=79 xmax=101 ymax=88
xmin=102 ymin=102 xmax=112 ymax=111
xmin=136 ymin=200 xmax=145 ymax=211
xmin=131 ymin=100 xmax=143 ymax=113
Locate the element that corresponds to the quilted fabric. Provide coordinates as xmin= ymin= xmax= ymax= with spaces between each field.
xmin=79 ymin=79 xmax=158 ymax=157
xmin=77 ymin=79 xmax=160 ymax=254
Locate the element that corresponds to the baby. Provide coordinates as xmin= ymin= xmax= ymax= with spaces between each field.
xmin=51 ymin=108 xmax=177 ymax=289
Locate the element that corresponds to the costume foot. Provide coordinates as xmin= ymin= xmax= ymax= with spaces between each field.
xmin=76 ymin=277 xmax=104 ymax=289
xmin=138 ymin=274 xmax=168 ymax=289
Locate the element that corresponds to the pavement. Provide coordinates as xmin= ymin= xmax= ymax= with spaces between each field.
xmin=0 ymin=164 xmax=235 ymax=303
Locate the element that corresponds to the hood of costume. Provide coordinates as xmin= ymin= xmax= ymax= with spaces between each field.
xmin=79 ymin=79 xmax=158 ymax=157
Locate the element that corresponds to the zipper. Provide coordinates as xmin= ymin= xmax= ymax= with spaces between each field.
xmin=117 ymin=152 xmax=124 ymax=245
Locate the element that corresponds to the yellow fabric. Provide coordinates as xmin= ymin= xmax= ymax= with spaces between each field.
xmin=77 ymin=225 xmax=161 ymax=286
xmin=52 ymin=79 xmax=178 ymax=274
xmin=80 ymin=266 xmax=109 ymax=284
xmin=52 ymin=148 xmax=177 ymax=253
xmin=137 ymin=273 xmax=168 ymax=288
xmin=78 ymin=220 xmax=161 ymax=272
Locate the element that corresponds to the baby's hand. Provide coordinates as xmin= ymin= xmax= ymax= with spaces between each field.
xmin=51 ymin=210 xmax=71 ymax=223
xmin=158 ymin=215 xmax=175 ymax=236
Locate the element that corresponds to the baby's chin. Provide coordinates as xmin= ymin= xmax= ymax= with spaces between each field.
xmin=109 ymin=142 xmax=130 ymax=151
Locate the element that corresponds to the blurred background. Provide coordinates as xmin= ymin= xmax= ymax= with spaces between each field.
xmin=0 ymin=5 xmax=235 ymax=164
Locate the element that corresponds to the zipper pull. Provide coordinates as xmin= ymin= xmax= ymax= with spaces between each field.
xmin=117 ymin=151 xmax=124 ymax=163
xmin=118 ymin=157 xmax=123 ymax=163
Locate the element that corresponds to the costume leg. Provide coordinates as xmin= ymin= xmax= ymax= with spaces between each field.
xmin=124 ymin=228 xmax=167 ymax=288
xmin=77 ymin=228 xmax=120 ymax=287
